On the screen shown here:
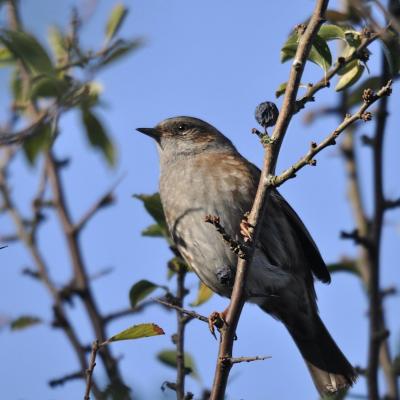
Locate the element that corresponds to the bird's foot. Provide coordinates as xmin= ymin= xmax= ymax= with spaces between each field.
xmin=208 ymin=309 xmax=228 ymax=339
xmin=240 ymin=213 xmax=253 ymax=242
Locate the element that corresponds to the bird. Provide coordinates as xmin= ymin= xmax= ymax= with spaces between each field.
xmin=136 ymin=116 xmax=356 ymax=396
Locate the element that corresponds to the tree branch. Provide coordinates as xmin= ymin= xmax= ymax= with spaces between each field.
xmin=155 ymin=298 xmax=209 ymax=324
xmin=272 ymin=80 xmax=392 ymax=188
xmin=209 ymin=1 xmax=330 ymax=398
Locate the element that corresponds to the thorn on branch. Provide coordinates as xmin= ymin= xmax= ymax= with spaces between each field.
xmin=48 ymin=371 xmax=84 ymax=387
xmin=155 ymin=298 xmax=208 ymax=324
xmin=384 ymin=198 xmax=400 ymax=210
xmin=205 ymin=215 xmax=248 ymax=259
xmin=380 ymin=286 xmax=397 ymax=299
xmin=21 ymin=267 xmax=41 ymax=280
xmin=340 ymin=229 xmax=370 ymax=248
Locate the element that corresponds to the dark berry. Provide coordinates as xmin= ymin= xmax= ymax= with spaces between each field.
xmin=255 ymin=101 xmax=279 ymax=129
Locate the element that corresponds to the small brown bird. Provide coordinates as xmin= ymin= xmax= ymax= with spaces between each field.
xmin=137 ymin=116 xmax=356 ymax=395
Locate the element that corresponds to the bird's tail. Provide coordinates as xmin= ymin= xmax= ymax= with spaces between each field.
xmin=285 ymin=314 xmax=357 ymax=396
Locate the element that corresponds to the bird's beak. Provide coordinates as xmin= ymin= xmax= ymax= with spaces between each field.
xmin=136 ymin=127 xmax=161 ymax=142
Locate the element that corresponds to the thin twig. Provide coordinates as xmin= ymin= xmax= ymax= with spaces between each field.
xmin=221 ymin=355 xmax=271 ymax=365
xmin=155 ymin=298 xmax=208 ymax=324
xmin=295 ymin=31 xmax=382 ymax=113
xmin=84 ymin=340 xmax=100 ymax=400
xmin=48 ymin=371 xmax=84 ymax=387
xmin=74 ymin=175 xmax=125 ymax=233
xmin=176 ymin=265 xmax=187 ymax=400
xmin=271 ymin=80 xmax=392 ymax=188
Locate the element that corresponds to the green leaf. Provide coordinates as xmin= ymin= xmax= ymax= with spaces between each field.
xmin=108 ymin=323 xmax=164 ymax=342
xmin=190 ymin=282 xmax=213 ymax=307
xmin=346 ymin=76 xmax=382 ymax=107
xmin=344 ymin=30 xmax=361 ymax=48
xmin=10 ymin=316 xmax=42 ymax=331
xmin=106 ymin=3 xmax=129 ymax=42
xmin=318 ymin=24 xmax=346 ymax=41
xmin=81 ymin=108 xmax=116 ymax=166
xmin=309 ymin=34 xmax=332 ymax=72
xmin=0 ymin=46 xmax=14 ymax=65
xmin=335 ymin=62 xmax=365 ymax=91
xmin=168 ymin=256 xmax=190 ymax=274
xmin=327 ymin=260 xmax=359 ymax=276
xmin=142 ymin=223 xmax=165 ymax=237
xmin=99 ymin=38 xmax=142 ymax=68
xmin=48 ymin=26 xmax=67 ymax=62
xmin=0 ymin=29 xmax=54 ymax=75
xmin=157 ymin=349 xmax=199 ymax=379
xmin=134 ymin=193 xmax=167 ymax=230
xmin=275 ymin=82 xmax=287 ymax=98
xmin=23 ymin=123 xmax=53 ymax=165
xmin=129 ymin=280 xmax=160 ymax=307
xmin=30 ymin=75 xmax=69 ymax=99
xmin=10 ymin=68 xmax=23 ymax=102
xmin=281 ymin=32 xmax=332 ymax=72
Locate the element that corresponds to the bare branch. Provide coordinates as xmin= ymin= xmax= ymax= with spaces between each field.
xmin=209 ymin=1 xmax=330 ymax=398
xmin=272 ymin=81 xmax=392 ymax=188
xmin=74 ymin=176 xmax=125 ymax=233
xmin=155 ymin=298 xmax=208 ymax=324
xmin=295 ymin=31 xmax=381 ymax=113
xmin=220 ymin=355 xmax=271 ymax=365
xmin=48 ymin=371 xmax=84 ymax=388
xmin=84 ymin=340 xmax=100 ymax=400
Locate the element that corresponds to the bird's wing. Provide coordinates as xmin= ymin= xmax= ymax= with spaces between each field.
xmin=247 ymin=163 xmax=330 ymax=284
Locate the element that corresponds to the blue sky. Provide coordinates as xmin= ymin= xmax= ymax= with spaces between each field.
xmin=0 ymin=0 xmax=399 ymax=399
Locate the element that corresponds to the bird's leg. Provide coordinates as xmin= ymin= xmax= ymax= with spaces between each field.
xmin=240 ymin=212 xmax=254 ymax=242
xmin=208 ymin=307 xmax=229 ymax=339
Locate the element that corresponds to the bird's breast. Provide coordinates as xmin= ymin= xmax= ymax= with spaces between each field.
xmin=159 ymin=152 xmax=257 ymax=295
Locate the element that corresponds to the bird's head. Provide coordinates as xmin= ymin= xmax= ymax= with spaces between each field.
xmin=136 ymin=116 xmax=235 ymax=161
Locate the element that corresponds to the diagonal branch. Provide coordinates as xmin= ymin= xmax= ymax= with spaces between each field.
xmin=209 ymin=1 xmax=330 ymax=399
xmin=272 ymin=81 xmax=392 ymax=187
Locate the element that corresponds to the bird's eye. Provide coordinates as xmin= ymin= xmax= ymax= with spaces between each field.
xmin=177 ymin=124 xmax=188 ymax=133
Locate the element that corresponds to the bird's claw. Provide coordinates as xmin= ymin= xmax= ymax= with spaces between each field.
xmin=208 ymin=311 xmax=226 ymax=340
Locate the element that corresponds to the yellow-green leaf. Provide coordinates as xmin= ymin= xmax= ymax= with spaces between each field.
xmin=134 ymin=193 xmax=167 ymax=230
xmin=129 ymin=280 xmax=160 ymax=307
xmin=281 ymin=32 xmax=332 ymax=72
xmin=108 ymin=323 xmax=164 ymax=342
xmin=23 ymin=123 xmax=53 ymax=166
xmin=81 ymin=108 xmax=116 ymax=166
xmin=142 ymin=223 xmax=165 ymax=237
xmin=0 ymin=46 xmax=14 ymax=65
xmin=327 ymin=260 xmax=360 ymax=276
xmin=157 ymin=349 xmax=199 ymax=379
xmin=335 ymin=62 xmax=365 ymax=91
xmin=48 ymin=26 xmax=67 ymax=62
xmin=190 ymin=282 xmax=213 ymax=307
xmin=10 ymin=316 xmax=42 ymax=331
xmin=0 ymin=29 xmax=54 ymax=75
xmin=106 ymin=3 xmax=128 ymax=41
xmin=318 ymin=24 xmax=346 ymax=41
xmin=99 ymin=38 xmax=142 ymax=68
xmin=275 ymin=82 xmax=287 ymax=98
xmin=30 ymin=75 xmax=69 ymax=99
